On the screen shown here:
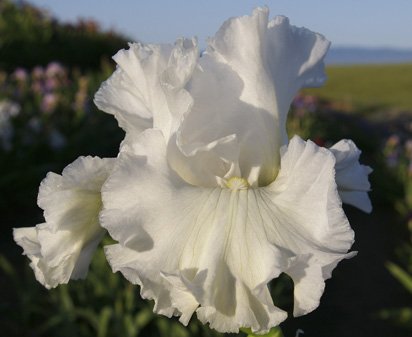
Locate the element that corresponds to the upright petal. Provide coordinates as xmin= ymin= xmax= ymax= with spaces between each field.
xmin=94 ymin=42 xmax=169 ymax=134
xmin=176 ymin=7 xmax=330 ymax=187
xmin=14 ymin=156 xmax=114 ymax=288
xmin=94 ymin=39 xmax=198 ymax=141
xmin=216 ymin=7 xmax=330 ymax=142
xmin=265 ymin=13 xmax=330 ymax=144
xmin=330 ymin=139 xmax=373 ymax=213
xmin=94 ymin=67 xmax=153 ymax=134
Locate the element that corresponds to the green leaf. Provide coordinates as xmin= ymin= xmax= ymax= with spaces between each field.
xmin=74 ymin=307 xmax=99 ymax=329
xmin=0 ymin=254 xmax=16 ymax=280
xmin=97 ymin=307 xmax=112 ymax=337
xmin=135 ymin=307 xmax=153 ymax=330
xmin=379 ymin=307 xmax=412 ymax=331
xmin=240 ymin=326 xmax=284 ymax=337
xmin=386 ymin=261 xmax=412 ymax=294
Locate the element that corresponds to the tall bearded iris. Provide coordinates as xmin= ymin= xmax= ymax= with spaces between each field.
xmin=14 ymin=7 xmax=372 ymax=335
xmin=94 ymin=7 xmax=371 ymax=333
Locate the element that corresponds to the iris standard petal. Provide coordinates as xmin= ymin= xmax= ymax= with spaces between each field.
xmin=94 ymin=39 xmax=198 ymax=141
xmin=13 ymin=156 xmax=114 ymax=288
xmin=100 ymin=130 xmax=354 ymax=333
xmin=94 ymin=67 xmax=153 ymax=134
xmin=175 ymin=7 xmax=330 ymax=187
xmin=330 ymin=139 xmax=373 ymax=213
xmin=97 ymin=8 xmax=329 ymax=189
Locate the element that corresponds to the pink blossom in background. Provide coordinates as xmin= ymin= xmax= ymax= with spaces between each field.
xmin=31 ymin=66 xmax=45 ymax=80
xmin=12 ymin=68 xmax=28 ymax=82
xmin=41 ymin=93 xmax=59 ymax=114
xmin=45 ymin=62 xmax=66 ymax=78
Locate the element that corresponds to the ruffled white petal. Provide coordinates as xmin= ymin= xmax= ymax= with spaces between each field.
xmin=263 ymin=136 xmax=355 ymax=316
xmin=174 ymin=7 xmax=330 ymax=187
xmin=94 ymin=67 xmax=153 ymax=134
xmin=330 ymin=139 xmax=372 ymax=213
xmin=14 ymin=224 xmax=104 ymax=289
xmin=94 ymin=39 xmax=198 ymax=141
xmin=13 ymin=156 xmax=114 ymax=288
xmin=101 ymin=130 xmax=354 ymax=333
xmin=168 ymin=132 xmax=241 ymax=187
xmin=38 ymin=156 xmax=114 ymax=232
xmin=96 ymin=8 xmax=329 ymax=189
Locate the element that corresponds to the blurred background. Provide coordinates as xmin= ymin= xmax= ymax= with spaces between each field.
xmin=0 ymin=1 xmax=411 ymax=336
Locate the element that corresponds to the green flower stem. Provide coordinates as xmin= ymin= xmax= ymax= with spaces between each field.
xmin=240 ymin=326 xmax=284 ymax=337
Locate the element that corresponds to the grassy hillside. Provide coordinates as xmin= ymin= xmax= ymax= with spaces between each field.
xmin=305 ymin=63 xmax=412 ymax=113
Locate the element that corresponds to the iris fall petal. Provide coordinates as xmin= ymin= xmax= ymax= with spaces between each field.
xmin=101 ymin=130 xmax=354 ymax=333
xmin=13 ymin=156 xmax=114 ymax=288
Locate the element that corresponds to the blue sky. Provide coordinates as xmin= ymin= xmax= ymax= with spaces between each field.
xmin=28 ymin=0 xmax=412 ymax=49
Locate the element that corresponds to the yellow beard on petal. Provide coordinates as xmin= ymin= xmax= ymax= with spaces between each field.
xmin=225 ymin=177 xmax=250 ymax=190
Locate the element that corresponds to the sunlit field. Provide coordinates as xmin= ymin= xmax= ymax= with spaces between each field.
xmin=1 ymin=2 xmax=411 ymax=337
xmin=306 ymin=63 xmax=412 ymax=113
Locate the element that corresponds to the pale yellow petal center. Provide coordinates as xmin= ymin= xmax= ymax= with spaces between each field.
xmin=225 ymin=176 xmax=250 ymax=190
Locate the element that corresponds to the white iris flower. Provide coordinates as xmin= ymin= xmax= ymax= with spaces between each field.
xmin=94 ymin=8 xmax=371 ymax=334
xmin=13 ymin=7 xmax=372 ymax=334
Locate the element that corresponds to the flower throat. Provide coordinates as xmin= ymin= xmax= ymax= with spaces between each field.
xmin=225 ymin=176 xmax=250 ymax=190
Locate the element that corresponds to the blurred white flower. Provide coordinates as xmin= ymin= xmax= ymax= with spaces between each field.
xmin=28 ymin=117 xmax=42 ymax=133
xmin=14 ymin=156 xmax=114 ymax=289
xmin=0 ymin=100 xmax=20 ymax=150
xmin=94 ymin=8 xmax=370 ymax=334
xmin=330 ymin=139 xmax=372 ymax=213
xmin=49 ymin=128 xmax=66 ymax=150
xmin=1 ymin=100 xmax=21 ymax=118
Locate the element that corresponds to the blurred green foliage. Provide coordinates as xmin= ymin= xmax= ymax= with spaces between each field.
xmin=0 ymin=0 xmax=128 ymax=71
xmin=378 ymin=138 xmax=412 ymax=331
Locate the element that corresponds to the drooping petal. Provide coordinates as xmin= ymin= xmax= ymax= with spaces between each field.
xmin=101 ymin=129 xmax=287 ymax=333
xmin=101 ymin=130 xmax=354 ymax=333
xmin=38 ymin=156 xmax=115 ymax=232
xmin=14 ymin=224 xmax=104 ymax=289
xmin=13 ymin=156 xmax=114 ymax=288
xmin=262 ymin=136 xmax=355 ymax=316
xmin=330 ymin=139 xmax=372 ymax=213
xmin=94 ymin=39 xmax=198 ymax=141
xmin=13 ymin=227 xmax=47 ymax=286
xmin=175 ymin=7 xmax=330 ymax=187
